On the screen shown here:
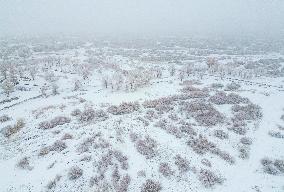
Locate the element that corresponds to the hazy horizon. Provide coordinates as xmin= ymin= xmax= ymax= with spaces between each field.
xmin=1 ymin=0 xmax=284 ymax=39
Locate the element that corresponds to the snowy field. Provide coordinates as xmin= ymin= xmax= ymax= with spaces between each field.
xmin=0 ymin=37 xmax=284 ymax=192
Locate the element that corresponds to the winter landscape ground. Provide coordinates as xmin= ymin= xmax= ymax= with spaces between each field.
xmin=0 ymin=37 xmax=284 ymax=192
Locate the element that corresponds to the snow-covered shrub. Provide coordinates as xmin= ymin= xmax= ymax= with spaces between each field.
xmin=68 ymin=166 xmax=83 ymax=180
xmin=263 ymin=164 xmax=279 ymax=175
xmin=143 ymin=97 xmax=175 ymax=114
xmin=261 ymin=158 xmax=284 ymax=175
xmin=80 ymin=155 xmax=92 ymax=162
xmin=225 ymin=82 xmax=241 ymax=91
xmin=141 ymin=179 xmax=162 ymax=192
xmin=274 ymin=160 xmax=284 ymax=173
xmin=108 ymin=102 xmax=140 ymax=115
xmin=240 ymin=137 xmax=252 ymax=145
xmin=214 ymin=130 xmax=229 ymax=140
xmin=0 ymin=114 xmax=10 ymax=123
xmin=159 ymin=162 xmax=174 ymax=177
xmin=211 ymin=148 xmax=235 ymax=164
xmin=39 ymin=140 xmax=67 ymax=156
xmin=16 ymin=157 xmax=33 ymax=170
xmin=144 ymin=109 xmax=158 ymax=121
xmin=180 ymin=85 xmax=200 ymax=93
xmin=51 ymin=140 xmax=67 ymax=152
xmin=181 ymin=101 xmax=224 ymax=126
xmin=136 ymin=116 xmax=150 ymax=126
xmin=268 ymin=131 xmax=284 ymax=139
xmin=79 ymin=108 xmax=95 ymax=122
xmin=238 ymin=147 xmax=250 ymax=159
xmin=179 ymin=122 xmax=197 ymax=136
xmin=209 ymin=92 xmax=249 ymax=105
xmin=46 ymin=175 xmax=61 ymax=190
xmin=137 ymin=170 xmax=146 ymax=177
xmin=168 ymin=113 xmax=179 ymax=121
xmin=188 ymin=90 xmax=210 ymax=99
xmin=93 ymin=109 xmax=109 ymax=121
xmin=71 ymin=109 xmax=81 ymax=116
xmin=198 ymin=169 xmax=223 ymax=188
xmin=228 ymin=120 xmax=247 ymax=135
xmin=175 ymin=155 xmax=190 ymax=173
xmin=136 ymin=136 xmax=158 ymax=159
xmin=39 ymin=116 xmax=71 ymax=129
xmin=61 ymin=133 xmax=73 ymax=140
xmin=77 ymin=136 xmax=110 ymax=154
xmin=1 ymin=119 xmax=25 ymax=137
xmin=112 ymin=169 xmax=131 ymax=192
xmin=232 ymin=104 xmax=262 ymax=121
xmin=211 ymin=83 xmax=224 ymax=89
xmin=188 ymin=135 xmax=216 ymax=155
xmin=113 ymin=150 xmax=129 ymax=170
xmin=129 ymin=132 xmax=139 ymax=142
xmin=201 ymin=159 xmax=212 ymax=167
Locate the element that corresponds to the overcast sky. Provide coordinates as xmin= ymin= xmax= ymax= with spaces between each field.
xmin=0 ymin=0 xmax=283 ymax=38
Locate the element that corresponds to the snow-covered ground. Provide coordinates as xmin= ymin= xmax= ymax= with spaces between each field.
xmin=0 ymin=38 xmax=284 ymax=192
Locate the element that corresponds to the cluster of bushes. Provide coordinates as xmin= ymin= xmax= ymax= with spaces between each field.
xmin=175 ymin=155 xmax=190 ymax=173
xmin=180 ymin=85 xmax=210 ymax=99
xmin=180 ymin=85 xmax=200 ymax=93
xmin=141 ymin=179 xmax=162 ymax=192
xmin=188 ymin=90 xmax=210 ymax=99
xmin=135 ymin=136 xmax=158 ymax=159
xmin=179 ymin=122 xmax=197 ymax=137
xmin=201 ymin=159 xmax=212 ymax=167
xmin=136 ymin=116 xmax=150 ymax=126
xmin=91 ymin=150 xmax=131 ymax=192
xmin=261 ymin=158 xmax=284 ymax=175
xmin=1 ymin=119 xmax=25 ymax=137
xmin=154 ymin=119 xmax=182 ymax=138
xmin=108 ymin=102 xmax=140 ymax=115
xmin=39 ymin=140 xmax=67 ymax=156
xmin=68 ymin=166 xmax=83 ymax=180
xmin=188 ymin=135 xmax=235 ymax=164
xmin=159 ymin=162 xmax=174 ymax=177
xmin=268 ymin=131 xmax=284 ymax=139
xmin=188 ymin=135 xmax=216 ymax=155
xmin=232 ymin=104 xmax=262 ymax=121
xmin=211 ymin=83 xmax=224 ymax=89
xmin=228 ymin=118 xmax=247 ymax=135
xmin=238 ymin=137 xmax=252 ymax=159
xmin=46 ymin=175 xmax=61 ymax=190
xmin=39 ymin=116 xmax=70 ymax=129
xmin=143 ymin=97 xmax=174 ymax=114
xmin=211 ymin=148 xmax=235 ymax=165
xmin=198 ymin=169 xmax=224 ymax=188
xmin=240 ymin=137 xmax=252 ymax=145
xmin=16 ymin=157 xmax=33 ymax=170
xmin=111 ymin=166 xmax=131 ymax=192
xmin=77 ymin=108 xmax=109 ymax=122
xmin=61 ymin=133 xmax=73 ymax=140
xmin=209 ymin=91 xmax=249 ymax=105
xmin=238 ymin=146 xmax=250 ymax=159
xmin=181 ymin=101 xmax=224 ymax=126
xmin=96 ymin=149 xmax=129 ymax=175
xmin=225 ymin=82 xmax=241 ymax=91
xmin=76 ymin=135 xmax=110 ymax=154
xmin=144 ymin=110 xmax=158 ymax=121
xmin=213 ymin=130 xmax=229 ymax=140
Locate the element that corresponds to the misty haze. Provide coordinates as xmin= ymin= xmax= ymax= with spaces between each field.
xmin=0 ymin=1 xmax=284 ymax=192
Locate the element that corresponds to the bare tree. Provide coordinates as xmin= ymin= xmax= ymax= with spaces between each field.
xmin=1 ymin=79 xmax=14 ymax=97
